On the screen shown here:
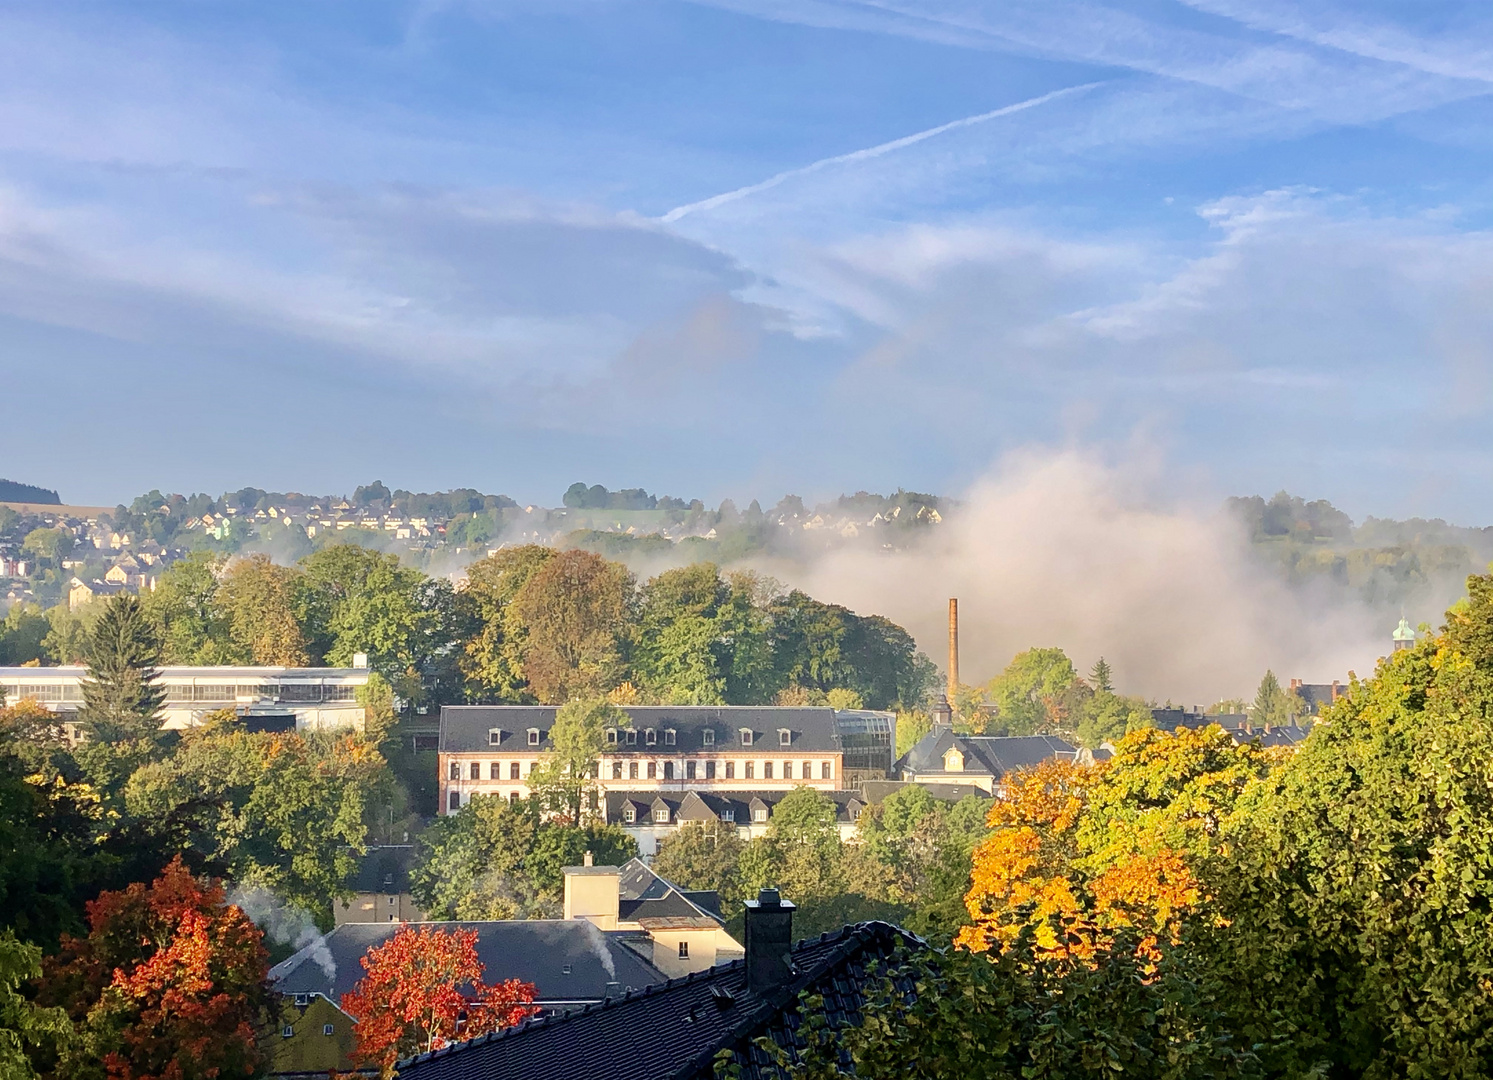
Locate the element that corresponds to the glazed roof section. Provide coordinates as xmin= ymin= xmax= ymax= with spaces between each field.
xmin=440 ymin=706 xmax=843 ymax=755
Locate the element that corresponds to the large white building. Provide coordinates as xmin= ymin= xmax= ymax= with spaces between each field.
xmin=0 ymin=664 xmax=371 ymax=732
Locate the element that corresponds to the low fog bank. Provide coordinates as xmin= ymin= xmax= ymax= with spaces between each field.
xmin=782 ymin=449 xmax=1389 ymax=706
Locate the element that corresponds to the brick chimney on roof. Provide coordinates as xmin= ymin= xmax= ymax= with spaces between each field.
xmin=744 ymin=888 xmax=796 ymax=995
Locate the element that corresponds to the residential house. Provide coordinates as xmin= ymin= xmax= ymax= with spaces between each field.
xmin=438 ymin=706 xmax=895 ymax=816
xmin=563 ymin=856 xmax=743 ymax=978
xmin=68 ymin=577 xmax=126 ymax=611
xmin=270 ymin=920 xmax=666 ymax=1016
xmin=258 ymin=993 xmax=364 ymax=1078
xmin=334 ymin=845 xmax=426 ymax=926
xmin=393 ymin=892 xmax=923 ymax=1080
xmin=895 ymin=730 xmax=1079 ymax=795
xmin=603 ymin=789 xmax=868 ymax=855
xmin=1151 ymin=707 xmax=1311 ymax=748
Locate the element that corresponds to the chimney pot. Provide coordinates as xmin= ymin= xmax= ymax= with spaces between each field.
xmin=583 ymin=850 xmax=594 ymax=867
xmin=744 ymin=888 xmax=796 ymax=995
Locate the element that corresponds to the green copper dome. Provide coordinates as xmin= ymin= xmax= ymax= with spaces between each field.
xmin=1393 ymin=617 xmax=1415 ymax=643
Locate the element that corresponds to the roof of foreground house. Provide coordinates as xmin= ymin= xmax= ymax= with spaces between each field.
xmin=394 ymin=921 xmax=923 ymax=1080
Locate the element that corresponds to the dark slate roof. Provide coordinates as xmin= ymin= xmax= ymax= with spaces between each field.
xmin=395 ymin=922 xmax=923 ymax=1080
xmin=614 ymin=859 xmax=721 ymax=926
xmin=859 ymin=779 xmax=993 ymax=805
xmin=440 ymin=706 xmax=842 ymax=756
xmin=1152 ymin=708 xmax=1250 ymax=732
xmin=351 ymin=845 xmax=417 ymax=894
xmin=895 ymin=730 xmax=1077 ymax=779
xmin=604 ymin=790 xmax=866 ymax=827
xmin=269 ymin=921 xmax=664 ymax=1006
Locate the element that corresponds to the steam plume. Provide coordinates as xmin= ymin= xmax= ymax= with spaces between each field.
xmin=231 ymin=886 xmax=336 ymax=982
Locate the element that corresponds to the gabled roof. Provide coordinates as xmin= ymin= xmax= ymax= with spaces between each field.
xmin=896 ymin=730 xmax=1077 ymax=779
xmin=859 ymin=779 xmax=992 ymax=805
xmin=352 ymin=845 xmax=418 ymax=894
xmin=269 ymin=920 xmax=664 ymax=1006
xmin=440 ymin=706 xmax=843 ymax=755
xmin=394 ymin=922 xmax=923 ymax=1080
xmin=604 ymin=790 xmax=866 ymax=826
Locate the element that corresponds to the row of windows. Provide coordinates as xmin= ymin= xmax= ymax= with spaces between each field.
xmin=621 ymin=804 xmax=767 ymax=825
xmin=489 ymin=726 xmax=796 ymax=748
xmin=448 ymin=759 xmax=834 ymax=782
xmin=4 ymin=682 xmax=361 ymax=705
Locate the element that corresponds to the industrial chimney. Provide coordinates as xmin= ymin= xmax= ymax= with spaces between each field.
xmin=948 ymin=598 xmax=959 ymax=708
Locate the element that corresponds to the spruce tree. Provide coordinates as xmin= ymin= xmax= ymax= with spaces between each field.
xmin=1089 ymin=657 xmax=1114 ymax=693
xmin=79 ymin=594 xmax=166 ymax=743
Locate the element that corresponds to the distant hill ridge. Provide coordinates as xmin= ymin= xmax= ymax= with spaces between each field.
xmin=0 ymin=479 xmax=59 ymax=505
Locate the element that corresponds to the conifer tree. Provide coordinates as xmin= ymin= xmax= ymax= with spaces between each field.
xmin=78 ymin=594 xmax=166 ymax=743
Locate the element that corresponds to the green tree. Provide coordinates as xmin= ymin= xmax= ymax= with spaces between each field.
xmin=0 ymin=932 xmax=72 ymax=1078
xmin=77 ymin=595 xmax=166 ymax=746
xmin=633 ymin=565 xmax=778 ymax=705
xmin=458 ymin=546 xmax=555 ymax=702
xmin=0 ymin=605 xmax=50 ymax=666
xmin=140 ymin=552 xmax=237 ymax=664
xmin=21 ymin=528 xmax=72 ymax=567
xmin=1089 ymin=657 xmax=1114 ymax=693
xmin=527 ymin=698 xmax=623 ymax=824
xmin=511 ymin=549 xmax=634 ymax=703
xmin=1248 ymin=670 xmax=1296 ymax=727
xmin=652 ymin=821 xmax=747 ymax=907
xmin=42 ymin=605 xmax=94 ymax=665
xmin=985 ymin=647 xmax=1079 ymax=735
xmin=217 ymin=554 xmax=309 ymax=665
xmin=895 ymin=710 xmax=931 ymax=758
xmin=1073 ymin=690 xmax=1151 ymax=749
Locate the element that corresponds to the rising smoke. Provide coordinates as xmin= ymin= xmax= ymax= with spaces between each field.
xmin=229 ymin=886 xmax=336 ymax=981
xmin=788 ymin=447 xmax=1389 ymax=705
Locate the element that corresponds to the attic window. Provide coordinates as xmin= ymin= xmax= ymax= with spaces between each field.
xmin=721 ymin=808 xmax=735 ymax=822
xmin=624 ymin=806 xmax=636 ymax=823
xmin=739 ymin=729 xmax=753 ymax=747
xmin=778 ymin=728 xmax=791 ymax=746
xmin=645 ymin=728 xmax=657 ymax=746
xmin=752 ymin=806 xmax=768 ymax=823
xmin=562 ymin=964 xmax=572 ymax=975
xmin=527 ymin=728 xmax=540 ymax=746
xmin=625 ymin=729 xmax=638 ymax=745
xmin=488 ymin=728 xmax=504 ymax=746
xmin=678 ymin=941 xmax=689 ymax=959
xmin=654 ymin=806 xmax=670 ymax=823
xmin=664 ymin=728 xmax=676 ymax=746
xmin=282 ymin=1026 xmax=294 ymax=1039
xmin=702 ymin=729 xmax=715 ymax=746
xmin=606 ymin=728 xmax=618 ymax=745
xmin=322 ymin=1024 xmax=335 ymax=1036
xmin=294 ymin=994 xmax=308 ymax=1007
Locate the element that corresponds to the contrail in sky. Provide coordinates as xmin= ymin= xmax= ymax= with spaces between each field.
xmin=660 ymin=82 xmax=1106 ymax=223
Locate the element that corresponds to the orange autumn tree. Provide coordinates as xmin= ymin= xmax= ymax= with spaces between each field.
xmin=341 ymin=925 xmax=537 ymax=1077
xmin=957 ymin=725 xmax=1269 ymax=963
xmin=36 ymin=855 xmax=271 ymax=1080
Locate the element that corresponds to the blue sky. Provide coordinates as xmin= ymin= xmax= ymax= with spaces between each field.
xmin=2 ymin=0 xmax=1493 ymax=518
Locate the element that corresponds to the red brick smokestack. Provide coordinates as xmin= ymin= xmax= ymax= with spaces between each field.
xmin=948 ymin=598 xmax=959 ymax=708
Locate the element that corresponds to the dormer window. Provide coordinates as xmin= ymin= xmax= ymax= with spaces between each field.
xmin=645 ymin=728 xmax=657 ymax=746
xmin=624 ymin=805 xmax=636 ymax=823
xmin=653 ymin=805 xmax=670 ymax=823
xmin=488 ymin=728 xmax=503 ymax=746
xmin=527 ymin=728 xmax=540 ymax=746
xmin=664 ymin=728 xmax=676 ymax=746
xmin=606 ymin=728 xmax=618 ymax=745
xmin=739 ymin=728 xmax=753 ymax=747
xmin=702 ymin=729 xmax=715 ymax=746
xmin=721 ymin=808 xmax=735 ymax=822
xmin=752 ymin=805 xmax=768 ymax=823
xmin=626 ymin=729 xmax=638 ymax=745
xmin=943 ymin=748 xmax=965 ymax=772
xmin=778 ymin=728 xmax=791 ymax=746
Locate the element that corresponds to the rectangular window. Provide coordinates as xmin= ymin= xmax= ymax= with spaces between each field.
xmin=778 ymin=728 xmax=791 ymax=746
xmin=745 ymin=761 xmax=755 ymax=780
xmin=282 ymin=1026 xmax=294 ymax=1039
xmin=646 ymin=728 xmax=657 ymax=746
xmin=488 ymin=728 xmax=502 ymax=745
xmin=647 ymin=762 xmax=657 ymax=779
xmin=740 ymin=729 xmax=753 ymax=746
xmin=663 ymin=762 xmax=674 ymax=780
xmin=702 ymin=729 xmax=715 ymax=746
xmin=686 ymin=761 xmax=697 ymax=780
xmin=606 ymin=728 xmax=618 ymax=745
xmin=448 ymin=790 xmax=460 ymax=811
xmin=510 ymin=762 xmax=520 ymax=780
xmin=653 ymin=806 xmax=670 ymax=823
xmin=822 ymin=761 xmax=833 ymax=780
xmin=612 ymin=761 xmax=623 ymax=779
xmin=721 ymin=808 xmax=735 ymax=822
xmin=705 ymin=761 xmax=716 ymax=779
xmin=678 ymin=941 xmax=689 ymax=959
xmin=626 ymin=729 xmax=637 ymax=745
xmin=629 ymin=762 xmax=639 ymax=779
xmin=664 ymin=729 xmax=676 ymax=746
xmin=489 ymin=762 xmax=501 ymax=779
xmin=527 ymin=729 xmax=540 ymax=746
xmin=803 ymin=761 xmax=812 ymax=779
xmin=752 ymin=806 xmax=767 ymax=823
xmin=763 ymin=761 xmax=773 ymax=780
xmin=469 ymin=762 xmax=481 ymax=780
xmin=509 ymin=792 xmax=520 ymax=805
xmin=782 ymin=761 xmax=793 ymax=780
xmin=323 ymin=1024 xmax=335 ymax=1036
xmin=624 ymin=806 xmax=636 ymax=823
xmin=725 ymin=761 xmax=735 ymax=779
xmin=448 ymin=762 xmax=459 ymax=780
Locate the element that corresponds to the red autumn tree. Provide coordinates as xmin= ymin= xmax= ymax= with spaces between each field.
xmin=35 ymin=855 xmax=270 ymax=1080
xmin=341 ymin=925 xmax=537 ymax=1077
